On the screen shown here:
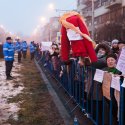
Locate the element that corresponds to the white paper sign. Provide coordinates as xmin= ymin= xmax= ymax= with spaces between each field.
xmin=121 ymin=79 xmax=125 ymax=88
xmin=116 ymin=48 xmax=125 ymax=74
xmin=94 ymin=69 xmax=105 ymax=83
xmin=67 ymin=27 xmax=83 ymax=41
xmin=41 ymin=42 xmax=52 ymax=51
xmin=111 ymin=75 xmax=120 ymax=91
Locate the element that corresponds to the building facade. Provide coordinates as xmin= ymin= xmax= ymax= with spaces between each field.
xmin=77 ymin=0 xmax=125 ymax=42
xmin=41 ymin=17 xmax=60 ymax=42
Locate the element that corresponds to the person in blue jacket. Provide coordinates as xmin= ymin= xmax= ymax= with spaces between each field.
xmin=3 ymin=37 xmax=15 ymax=80
xmin=22 ymin=41 xmax=28 ymax=59
xmin=29 ymin=41 xmax=35 ymax=60
xmin=15 ymin=39 xmax=22 ymax=63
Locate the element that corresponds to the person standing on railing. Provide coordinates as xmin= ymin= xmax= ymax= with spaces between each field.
xmin=29 ymin=41 xmax=35 ymax=61
xmin=21 ymin=41 xmax=28 ymax=59
xmin=3 ymin=37 xmax=15 ymax=80
xmin=15 ymin=39 xmax=22 ymax=63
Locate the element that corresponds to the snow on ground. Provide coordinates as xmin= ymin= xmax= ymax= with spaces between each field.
xmin=0 ymin=60 xmax=24 ymax=124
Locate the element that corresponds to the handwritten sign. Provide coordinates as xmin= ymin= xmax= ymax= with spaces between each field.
xmin=41 ymin=42 xmax=52 ymax=51
xmin=102 ymin=72 xmax=112 ymax=100
xmin=116 ymin=48 xmax=125 ymax=74
xmin=94 ymin=69 xmax=105 ymax=83
xmin=114 ymin=90 xmax=120 ymax=120
xmin=111 ymin=75 xmax=120 ymax=91
xmin=67 ymin=27 xmax=83 ymax=41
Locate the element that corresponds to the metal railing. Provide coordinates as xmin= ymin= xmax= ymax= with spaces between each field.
xmin=36 ymin=52 xmax=125 ymax=125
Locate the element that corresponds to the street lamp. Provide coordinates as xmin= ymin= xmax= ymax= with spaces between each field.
xmin=48 ymin=3 xmax=55 ymax=10
xmin=92 ymin=0 xmax=95 ymax=40
xmin=40 ymin=17 xmax=46 ymax=24
xmin=81 ymin=0 xmax=95 ymax=40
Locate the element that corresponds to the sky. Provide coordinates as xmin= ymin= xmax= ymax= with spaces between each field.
xmin=0 ymin=0 xmax=76 ymax=36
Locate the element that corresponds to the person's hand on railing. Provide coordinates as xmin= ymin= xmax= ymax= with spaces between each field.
xmin=63 ymin=60 xmax=71 ymax=65
xmin=84 ymin=57 xmax=91 ymax=66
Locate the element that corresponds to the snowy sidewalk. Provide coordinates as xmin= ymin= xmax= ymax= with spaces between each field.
xmin=0 ymin=60 xmax=24 ymax=125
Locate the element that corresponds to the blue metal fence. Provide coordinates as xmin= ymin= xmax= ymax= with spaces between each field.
xmin=36 ymin=52 xmax=125 ymax=125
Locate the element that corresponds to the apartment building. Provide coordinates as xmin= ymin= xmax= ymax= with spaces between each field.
xmin=41 ymin=17 xmax=60 ymax=42
xmin=77 ymin=0 xmax=125 ymax=42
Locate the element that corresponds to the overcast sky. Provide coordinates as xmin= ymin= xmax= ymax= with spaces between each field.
xmin=0 ymin=0 xmax=76 ymax=36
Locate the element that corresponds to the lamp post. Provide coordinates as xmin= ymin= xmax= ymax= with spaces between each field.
xmin=49 ymin=24 xmax=52 ymax=42
xmin=91 ymin=0 xmax=95 ymax=40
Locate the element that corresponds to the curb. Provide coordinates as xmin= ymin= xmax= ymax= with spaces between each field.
xmin=35 ymin=60 xmax=72 ymax=125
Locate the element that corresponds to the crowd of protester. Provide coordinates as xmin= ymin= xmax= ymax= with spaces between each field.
xmin=2 ymin=36 xmax=125 ymax=124
xmin=36 ymin=39 xmax=125 ymax=125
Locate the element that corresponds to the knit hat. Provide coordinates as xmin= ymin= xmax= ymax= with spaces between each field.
xmin=106 ymin=53 xmax=117 ymax=61
xmin=112 ymin=39 xmax=119 ymax=44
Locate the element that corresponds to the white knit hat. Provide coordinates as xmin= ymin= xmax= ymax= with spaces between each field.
xmin=112 ymin=39 xmax=119 ymax=44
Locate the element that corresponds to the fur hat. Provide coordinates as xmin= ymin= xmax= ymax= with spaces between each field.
xmin=106 ymin=53 xmax=117 ymax=60
xmin=95 ymin=43 xmax=111 ymax=55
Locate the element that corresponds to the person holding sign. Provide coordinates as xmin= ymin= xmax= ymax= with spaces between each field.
xmin=103 ymin=53 xmax=123 ymax=125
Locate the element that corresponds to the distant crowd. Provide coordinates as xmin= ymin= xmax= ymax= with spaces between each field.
xmin=37 ymin=39 xmax=125 ymax=125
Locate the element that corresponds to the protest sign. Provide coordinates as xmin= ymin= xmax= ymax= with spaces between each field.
xmin=94 ymin=69 xmax=105 ymax=83
xmin=41 ymin=42 xmax=52 ymax=51
xmin=116 ymin=48 xmax=125 ymax=74
xmin=102 ymin=72 xmax=112 ymax=100
xmin=111 ymin=75 xmax=120 ymax=91
xmin=114 ymin=90 xmax=120 ymax=121
xmin=67 ymin=27 xmax=83 ymax=41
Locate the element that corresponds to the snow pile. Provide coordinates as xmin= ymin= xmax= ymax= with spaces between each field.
xmin=0 ymin=60 xmax=24 ymax=124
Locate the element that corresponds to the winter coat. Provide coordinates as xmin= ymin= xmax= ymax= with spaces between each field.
xmin=3 ymin=42 xmax=14 ymax=61
xmin=22 ymin=42 xmax=28 ymax=52
xmin=15 ymin=42 xmax=22 ymax=52
xmin=91 ymin=55 xmax=107 ymax=69
xmin=29 ymin=43 xmax=35 ymax=53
